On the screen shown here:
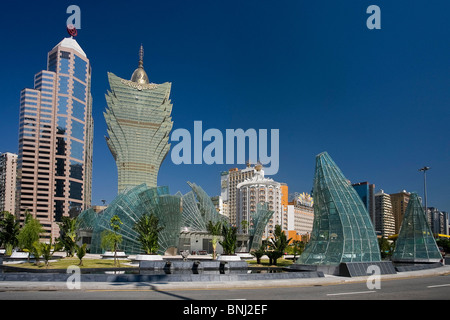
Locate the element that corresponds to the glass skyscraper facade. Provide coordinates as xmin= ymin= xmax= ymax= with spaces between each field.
xmin=17 ymin=37 xmax=93 ymax=239
xmin=104 ymin=46 xmax=173 ymax=193
xmin=295 ymin=152 xmax=381 ymax=265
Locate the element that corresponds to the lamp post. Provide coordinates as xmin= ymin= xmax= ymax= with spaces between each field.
xmin=418 ymin=166 xmax=430 ymax=214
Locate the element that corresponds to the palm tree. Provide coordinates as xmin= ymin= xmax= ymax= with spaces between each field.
xmin=100 ymin=215 xmax=123 ymax=266
xmin=206 ymin=220 xmax=222 ymax=259
xmin=250 ymin=242 xmax=266 ymax=264
xmin=219 ymin=224 xmax=237 ymax=255
xmin=40 ymin=239 xmax=60 ymax=268
xmin=58 ymin=216 xmax=78 ymax=257
xmin=76 ymin=243 xmax=87 ymax=266
xmin=133 ymin=213 xmax=164 ymax=255
xmin=266 ymin=225 xmax=292 ymax=265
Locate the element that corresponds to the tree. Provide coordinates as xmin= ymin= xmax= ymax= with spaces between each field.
xmin=206 ymin=220 xmax=222 ymax=259
xmin=378 ymin=237 xmax=394 ymax=259
xmin=133 ymin=213 xmax=164 ymax=255
xmin=219 ymin=224 xmax=237 ymax=255
xmin=250 ymin=242 xmax=267 ymax=264
xmin=266 ymin=225 xmax=292 ymax=265
xmin=40 ymin=238 xmax=61 ymax=268
xmin=76 ymin=243 xmax=87 ymax=266
xmin=29 ymin=241 xmax=43 ymax=266
xmin=288 ymin=240 xmax=305 ymax=260
xmin=17 ymin=213 xmax=44 ymax=259
xmin=101 ymin=215 xmax=123 ymax=266
xmin=58 ymin=216 xmax=78 ymax=257
xmin=0 ymin=211 xmax=20 ymax=255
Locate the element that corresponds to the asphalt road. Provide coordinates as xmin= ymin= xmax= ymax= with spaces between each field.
xmin=1 ymin=273 xmax=449 ymax=300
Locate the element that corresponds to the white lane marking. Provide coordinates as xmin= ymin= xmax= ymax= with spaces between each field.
xmin=327 ymin=290 xmax=376 ymax=296
xmin=427 ymin=284 xmax=450 ymax=289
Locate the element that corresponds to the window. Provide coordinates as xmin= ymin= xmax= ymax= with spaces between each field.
xmin=56 ymin=158 xmax=65 ymax=176
xmin=48 ymin=52 xmax=57 ymax=72
xmin=58 ymin=97 xmax=69 ymax=115
xmin=58 ymin=76 xmax=69 ymax=94
xmin=55 ymin=179 xmax=65 ymax=197
xmin=74 ymin=55 xmax=87 ymax=83
xmin=70 ymin=140 xmax=84 ymax=161
xmin=73 ymin=79 xmax=86 ymax=102
xmin=69 ymin=181 xmax=83 ymax=200
xmin=56 ymin=137 xmax=67 ymax=156
xmin=71 ymin=120 xmax=85 ymax=141
xmin=70 ymin=160 xmax=83 ymax=180
xmin=72 ymin=99 xmax=85 ymax=121
xmin=60 ymin=56 xmax=70 ymax=74
xmin=57 ymin=116 xmax=67 ymax=135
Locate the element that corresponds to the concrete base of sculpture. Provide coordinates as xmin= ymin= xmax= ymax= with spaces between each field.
xmin=217 ymin=255 xmax=241 ymax=261
xmin=101 ymin=251 xmax=129 ymax=260
xmin=236 ymin=252 xmax=254 ymax=260
xmin=134 ymin=254 xmax=163 ymax=261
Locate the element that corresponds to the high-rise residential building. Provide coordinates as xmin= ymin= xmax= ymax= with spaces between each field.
xmin=104 ymin=45 xmax=173 ymax=193
xmin=220 ymin=162 xmax=256 ymax=225
xmin=280 ymin=183 xmax=289 ymax=232
xmin=287 ymin=192 xmax=314 ymax=239
xmin=390 ymin=190 xmax=411 ymax=234
xmin=0 ymin=152 xmax=17 ymax=215
xmin=374 ymin=190 xmax=395 ymax=237
xmin=236 ymin=164 xmax=284 ymax=238
xmin=16 ymin=36 xmax=93 ymax=239
xmin=426 ymin=207 xmax=449 ymax=235
xmin=352 ymin=181 xmax=375 ymax=225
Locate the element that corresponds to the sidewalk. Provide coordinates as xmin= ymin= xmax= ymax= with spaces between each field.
xmin=1 ymin=265 xmax=449 ymax=292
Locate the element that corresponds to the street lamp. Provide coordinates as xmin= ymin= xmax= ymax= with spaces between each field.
xmin=418 ymin=166 xmax=430 ymax=213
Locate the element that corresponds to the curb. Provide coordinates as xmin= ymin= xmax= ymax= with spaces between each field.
xmin=1 ymin=265 xmax=449 ymax=292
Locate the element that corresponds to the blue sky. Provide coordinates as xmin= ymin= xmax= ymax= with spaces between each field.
xmin=0 ymin=1 xmax=449 ymax=211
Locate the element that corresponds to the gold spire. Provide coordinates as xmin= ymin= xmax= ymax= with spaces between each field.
xmin=131 ymin=44 xmax=149 ymax=84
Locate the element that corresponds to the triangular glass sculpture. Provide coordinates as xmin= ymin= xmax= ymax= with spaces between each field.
xmin=391 ymin=193 xmax=442 ymax=263
xmin=295 ymin=152 xmax=381 ymax=265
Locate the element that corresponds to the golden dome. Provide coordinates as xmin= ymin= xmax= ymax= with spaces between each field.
xmin=131 ymin=67 xmax=149 ymax=84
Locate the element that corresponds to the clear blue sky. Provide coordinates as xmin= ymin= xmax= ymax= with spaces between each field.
xmin=0 ymin=1 xmax=449 ymax=211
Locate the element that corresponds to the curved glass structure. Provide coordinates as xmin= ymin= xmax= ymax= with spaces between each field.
xmin=248 ymin=203 xmax=274 ymax=251
xmin=77 ymin=183 xmax=230 ymax=255
xmin=295 ymin=152 xmax=381 ymax=265
xmin=391 ymin=193 xmax=442 ymax=263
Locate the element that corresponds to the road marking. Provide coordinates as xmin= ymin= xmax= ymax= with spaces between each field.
xmin=327 ymin=290 xmax=376 ymax=296
xmin=427 ymin=284 xmax=450 ymax=288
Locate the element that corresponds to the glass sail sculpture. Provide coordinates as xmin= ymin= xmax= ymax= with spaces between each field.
xmin=248 ymin=203 xmax=274 ymax=251
xmin=391 ymin=193 xmax=442 ymax=263
xmin=77 ymin=182 xmax=232 ymax=255
xmin=295 ymin=152 xmax=381 ymax=265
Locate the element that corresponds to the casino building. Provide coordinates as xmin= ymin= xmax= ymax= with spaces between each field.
xmin=104 ymin=46 xmax=173 ymax=193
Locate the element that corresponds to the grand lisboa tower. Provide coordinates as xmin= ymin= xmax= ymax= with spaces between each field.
xmin=104 ymin=45 xmax=173 ymax=193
